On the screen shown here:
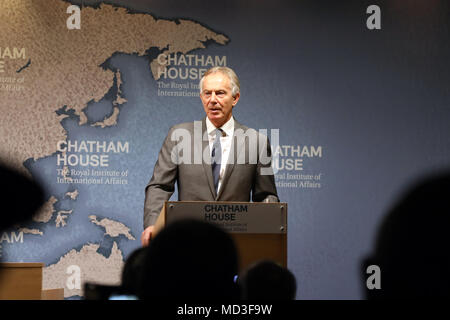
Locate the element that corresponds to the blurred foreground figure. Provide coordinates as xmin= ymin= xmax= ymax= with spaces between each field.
xmin=0 ymin=162 xmax=45 ymax=288
xmin=139 ymin=219 xmax=239 ymax=300
xmin=0 ymin=163 xmax=45 ymax=232
xmin=120 ymin=247 xmax=146 ymax=297
xmin=239 ymin=260 xmax=297 ymax=300
xmin=364 ymin=172 xmax=450 ymax=299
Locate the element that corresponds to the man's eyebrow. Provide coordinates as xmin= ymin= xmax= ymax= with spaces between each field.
xmin=203 ymin=89 xmax=227 ymax=93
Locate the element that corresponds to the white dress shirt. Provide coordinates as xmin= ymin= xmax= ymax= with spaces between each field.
xmin=206 ymin=116 xmax=234 ymax=193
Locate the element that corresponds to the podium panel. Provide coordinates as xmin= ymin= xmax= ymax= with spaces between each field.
xmin=159 ymin=201 xmax=287 ymax=270
xmin=0 ymin=263 xmax=43 ymax=300
xmin=0 ymin=263 xmax=65 ymax=300
xmin=231 ymin=234 xmax=287 ymax=270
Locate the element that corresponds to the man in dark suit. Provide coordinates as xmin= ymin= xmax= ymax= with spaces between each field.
xmin=141 ymin=67 xmax=278 ymax=246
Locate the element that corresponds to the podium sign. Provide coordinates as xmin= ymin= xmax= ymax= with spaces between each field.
xmin=165 ymin=201 xmax=287 ymax=234
xmin=159 ymin=201 xmax=288 ymax=269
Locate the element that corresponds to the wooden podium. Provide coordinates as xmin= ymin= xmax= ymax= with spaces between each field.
xmin=154 ymin=201 xmax=287 ymax=271
xmin=0 ymin=263 xmax=64 ymax=300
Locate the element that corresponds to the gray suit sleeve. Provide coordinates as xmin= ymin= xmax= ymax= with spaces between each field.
xmin=252 ymin=135 xmax=279 ymax=203
xmin=143 ymin=127 xmax=178 ymax=228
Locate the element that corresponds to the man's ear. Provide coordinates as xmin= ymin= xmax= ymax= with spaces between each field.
xmin=233 ymin=92 xmax=240 ymax=106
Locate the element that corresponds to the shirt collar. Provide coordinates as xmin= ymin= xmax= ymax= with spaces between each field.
xmin=206 ymin=116 xmax=234 ymax=137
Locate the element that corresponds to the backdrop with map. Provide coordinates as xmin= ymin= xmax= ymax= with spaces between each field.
xmin=0 ymin=0 xmax=449 ymax=299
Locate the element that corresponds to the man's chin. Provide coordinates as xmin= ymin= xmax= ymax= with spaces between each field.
xmin=207 ymin=115 xmax=225 ymax=126
xmin=208 ymin=113 xmax=223 ymax=121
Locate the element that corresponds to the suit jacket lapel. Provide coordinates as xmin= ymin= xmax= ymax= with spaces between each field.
xmin=200 ymin=118 xmax=217 ymax=199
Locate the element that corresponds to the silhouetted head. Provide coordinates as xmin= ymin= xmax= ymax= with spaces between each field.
xmin=239 ymin=260 xmax=297 ymax=300
xmin=139 ymin=219 xmax=239 ymax=300
xmin=0 ymin=163 xmax=45 ymax=231
xmin=121 ymin=247 xmax=147 ymax=296
xmin=364 ymin=172 xmax=450 ymax=299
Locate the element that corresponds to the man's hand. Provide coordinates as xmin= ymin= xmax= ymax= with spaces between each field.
xmin=141 ymin=226 xmax=154 ymax=247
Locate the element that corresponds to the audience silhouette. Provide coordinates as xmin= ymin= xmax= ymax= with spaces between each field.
xmin=364 ymin=172 xmax=450 ymax=299
xmin=138 ymin=219 xmax=239 ymax=300
xmin=239 ymin=260 xmax=297 ymax=300
xmin=0 ymin=162 xmax=45 ymax=288
xmin=0 ymin=163 xmax=45 ymax=232
xmin=120 ymin=246 xmax=146 ymax=297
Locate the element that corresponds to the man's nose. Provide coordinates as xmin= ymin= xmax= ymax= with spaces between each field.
xmin=210 ymin=92 xmax=217 ymax=103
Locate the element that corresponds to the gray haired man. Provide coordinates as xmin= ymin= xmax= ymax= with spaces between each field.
xmin=142 ymin=67 xmax=278 ymax=246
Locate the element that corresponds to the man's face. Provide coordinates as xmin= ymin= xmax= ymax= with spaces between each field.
xmin=200 ymin=72 xmax=240 ymax=128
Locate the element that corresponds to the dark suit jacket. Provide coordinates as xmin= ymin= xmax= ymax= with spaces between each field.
xmin=144 ymin=118 xmax=279 ymax=228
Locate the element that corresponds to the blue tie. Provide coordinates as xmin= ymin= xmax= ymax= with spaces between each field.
xmin=211 ymin=129 xmax=223 ymax=194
